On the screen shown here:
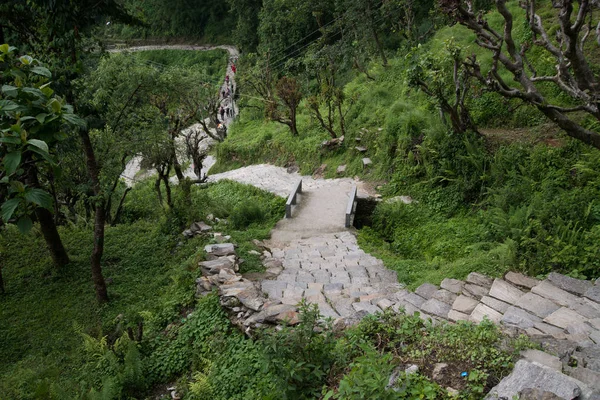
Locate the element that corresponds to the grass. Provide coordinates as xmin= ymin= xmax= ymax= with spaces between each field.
xmin=0 ymin=179 xmax=285 ymax=398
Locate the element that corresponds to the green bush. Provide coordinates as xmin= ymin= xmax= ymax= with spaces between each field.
xmin=230 ymin=202 xmax=267 ymax=229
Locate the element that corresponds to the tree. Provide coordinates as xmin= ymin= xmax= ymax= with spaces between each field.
xmin=269 ymin=76 xmax=303 ymax=136
xmin=408 ymin=39 xmax=478 ymax=134
xmin=440 ymin=0 xmax=600 ymax=149
xmin=0 ymin=45 xmax=84 ymax=268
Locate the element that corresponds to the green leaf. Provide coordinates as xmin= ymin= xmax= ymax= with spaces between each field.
xmin=27 ymin=139 xmax=49 ymax=153
xmin=48 ymin=98 xmax=61 ymax=114
xmin=17 ymin=216 xmax=33 ymax=233
xmin=0 ymin=99 xmax=21 ymax=111
xmin=28 ymin=146 xmax=53 ymax=163
xmin=3 ymin=151 xmax=22 ymax=175
xmin=25 ymin=188 xmax=53 ymax=209
xmin=31 ymin=66 xmax=51 ymax=78
xmin=63 ymin=113 xmax=87 ymax=128
xmin=19 ymin=55 xmax=33 ymax=65
xmin=36 ymin=113 xmax=49 ymax=124
xmin=0 ymin=136 xmax=22 ymax=145
xmin=0 ymin=44 xmax=9 ymax=54
xmin=1 ymin=85 xmax=18 ymax=96
xmin=1 ymin=198 xmax=20 ymax=222
xmin=0 ymin=176 xmax=8 ymax=184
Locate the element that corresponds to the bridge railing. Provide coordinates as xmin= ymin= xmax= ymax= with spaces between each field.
xmin=285 ymin=179 xmax=303 ymax=218
xmin=345 ymin=185 xmax=357 ymax=228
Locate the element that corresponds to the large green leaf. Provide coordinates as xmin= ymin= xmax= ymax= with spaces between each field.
xmin=0 ymin=99 xmax=21 ymax=111
xmin=63 ymin=113 xmax=87 ymax=128
xmin=3 ymin=151 xmax=22 ymax=175
xmin=31 ymin=66 xmax=52 ymax=78
xmin=16 ymin=216 xmax=33 ymax=233
xmin=1 ymin=198 xmax=21 ymax=222
xmin=0 ymin=136 xmax=21 ymax=145
xmin=27 ymin=139 xmax=49 ymax=153
xmin=24 ymin=188 xmax=53 ymax=209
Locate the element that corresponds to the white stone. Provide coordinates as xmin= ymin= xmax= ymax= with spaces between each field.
xmin=543 ymin=307 xmax=587 ymax=329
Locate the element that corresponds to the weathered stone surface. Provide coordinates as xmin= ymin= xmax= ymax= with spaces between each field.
xmin=392 ymin=301 xmax=420 ymax=316
xmin=420 ymin=298 xmax=451 ymax=319
xmin=505 ymin=271 xmax=540 ymax=289
xmin=485 ymin=360 xmax=582 ymax=400
xmin=261 ymin=280 xmax=287 ymax=299
xmin=534 ymin=322 xmax=566 ymax=336
xmin=502 ymin=306 xmax=541 ymax=329
xmin=352 ymin=301 xmax=380 ymax=314
xmin=548 ymin=272 xmax=594 ymax=296
xmin=470 ymin=303 xmax=503 ymax=324
xmin=433 ymin=289 xmax=457 ymax=305
xmin=532 ymin=281 xmax=581 ymax=307
xmin=377 ymin=298 xmax=394 ymax=310
xmin=463 ymin=283 xmax=489 ymax=299
xmin=199 ymin=257 xmax=234 ymax=274
xmin=432 ymin=363 xmax=448 ymax=381
xmin=440 ymin=278 xmax=464 ymax=294
xmin=533 ymin=338 xmax=578 ymax=362
xmin=466 ymin=272 xmax=493 ymax=287
xmin=191 ymin=221 xmax=212 ymax=233
xmin=481 ymin=295 xmax=511 ymax=313
xmin=589 ymin=318 xmax=600 ymax=330
xmin=336 ymin=165 xmax=346 ymax=174
xmin=584 ymin=285 xmax=600 ymax=303
xmin=520 ymin=349 xmax=562 ymax=371
xmin=362 ymin=158 xmax=372 ymax=167
xmin=517 ymin=388 xmax=565 ymax=400
xmin=572 ymin=300 xmax=600 ymax=319
xmin=452 ymin=295 xmax=479 ymax=314
xmin=415 ymin=283 xmax=439 ymax=299
xmin=204 ymin=243 xmax=236 ymax=256
xmin=516 ymin=292 xmax=561 ymax=318
xmin=590 ymin=330 xmax=600 ymax=345
xmin=244 ymin=304 xmax=297 ymax=325
xmin=448 ymin=309 xmax=470 ymax=322
xmin=544 ymin=307 xmax=587 ymax=330
xmin=573 ymin=346 xmax=600 ymax=373
xmin=565 ymin=366 xmax=600 ymax=391
xmin=403 ymin=292 xmax=427 ymax=308
xmin=489 ymin=278 xmax=524 ymax=305
xmin=316 ymin=302 xmax=340 ymax=319
xmin=567 ymin=322 xmax=591 ymax=335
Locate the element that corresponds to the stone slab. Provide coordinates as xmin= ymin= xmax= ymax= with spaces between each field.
xmin=352 ymin=301 xmax=380 ymax=314
xmin=392 ymin=301 xmax=420 ymax=316
xmin=481 ymin=295 xmax=511 ymax=314
xmin=466 ymin=272 xmax=493 ymax=287
xmin=470 ymin=303 xmax=503 ymax=324
xmin=504 ymin=271 xmax=540 ymax=289
xmin=432 ymin=289 xmax=458 ymax=305
xmin=485 ymin=360 xmax=582 ymax=400
xmin=403 ymin=292 xmax=427 ymax=308
xmin=452 ymin=295 xmax=479 ymax=314
xmin=420 ymin=298 xmax=451 ymax=319
xmin=377 ymin=298 xmax=394 ymax=310
xmin=204 ymin=243 xmax=236 ymax=256
xmin=448 ymin=309 xmax=470 ymax=322
xmin=565 ymin=366 xmax=600 ymax=391
xmin=489 ymin=278 xmax=524 ymax=305
xmin=584 ymin=285 xmax=600 ymax=303
xmin=532 ymin=281 xmax=581 ymax=308
xmin=515 ymin=292 xmax=561 ymax=318
xmin=463 ymin=283 xmax=489 ymax=299
xmin=534 ymin=322 xmax=566 ymax=336
xmin=520 ymin=349 xmax=562 ymax=371
xmin=415 ymin=283 xmax=439 ymax=299
xmin=548 ymin=272 xmax=593 ymax=296
xmin=440 ymin=278 xmax=464 ymax=294
xmin=502 ymin=306 xmax=541 ymax=329
xmin=544 ymin=307 xmax=587 ymax=330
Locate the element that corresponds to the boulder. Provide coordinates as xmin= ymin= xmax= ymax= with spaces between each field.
xmin=485 ymin=360 xmax=582 ymax=400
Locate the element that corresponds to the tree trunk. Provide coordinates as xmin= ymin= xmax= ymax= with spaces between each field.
xmin=110 ymin=187 xmax=131 ymax=227
xmin=26 ymin=165 xmax=70 ymax=268
xmin=36 ymin=207 xmax=71 ymax=268
xmin=0 ymin=261 xmax=5 ymax=295
xmin=161 ymin=174 xmax=173 ymax=208
xmin=290 ymin=109 xmax=299 ymax=136
xmin=79 ymin=130 xmax=109 ymax=304
xmin=155 ymin=176 xmax=164 ymax=206
xmin=372 ymin=26 xmax=387 ymax=66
